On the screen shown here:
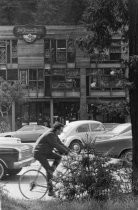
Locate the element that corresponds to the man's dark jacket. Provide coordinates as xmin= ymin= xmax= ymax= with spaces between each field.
xmin=33 ymin=129 xmax=69 ymax=155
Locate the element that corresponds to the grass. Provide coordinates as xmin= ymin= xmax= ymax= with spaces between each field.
xmin=2 ymin=195 xmax=138 ymax=210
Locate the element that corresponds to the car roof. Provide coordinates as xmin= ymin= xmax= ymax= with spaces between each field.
xmin=67 ymin=120 xmax=103 ymax=126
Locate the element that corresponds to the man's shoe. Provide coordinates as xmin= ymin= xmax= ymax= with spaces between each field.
xmin=48 ymin=190 xmax=56 ymax=197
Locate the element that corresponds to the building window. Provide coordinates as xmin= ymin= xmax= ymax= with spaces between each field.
xmin=20 ymin=70 xmax=28 ymax=85
xmin=0 ymin=40 xmax=6 ymax=64
xmin=67 ymin=39 xmax=75 ymax=63
xmin=7 ymin=41 xmax=10 ymax=63
xmin=110 ymin=39 xmax=121 ymax=61
xmin=56 ymin=40 xmax=66 ymax=63
xmin=52 ymin=75 xmax=65 ymax=89
xmin=29 ymin=69 xmax=44 ymax=91
xmin=12 ymin=40 xmax=18 ymax=63
xmin=7 ymin=69 xmax=18 ymax=80
xmin=89 ymin=68 xmax=124 ymax=91
xmin=44 ymin=39 xmax=51 ymax=63
xmin=0 ymin=70 xmax=6 ymax=80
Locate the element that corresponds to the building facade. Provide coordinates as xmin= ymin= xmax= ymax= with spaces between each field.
xmin=0 ymin=25 xmax=128 ymax=129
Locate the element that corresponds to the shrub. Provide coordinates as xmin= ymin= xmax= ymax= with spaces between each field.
xmin=54 ymin=136 xmax=132 ymax=202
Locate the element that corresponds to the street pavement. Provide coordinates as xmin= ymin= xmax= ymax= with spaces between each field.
xmin=0 ymin=160 xmax=57 ymax=201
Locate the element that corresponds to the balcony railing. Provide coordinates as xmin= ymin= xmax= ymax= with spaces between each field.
xmin=91 ymin=75 xmax=125 ymax=90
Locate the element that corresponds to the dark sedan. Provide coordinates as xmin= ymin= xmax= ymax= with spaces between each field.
xmin=95 ymin=130 xmax=132 ymax=163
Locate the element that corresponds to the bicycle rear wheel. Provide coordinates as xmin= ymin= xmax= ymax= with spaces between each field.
xmin=19 ymin=169 xmax=48 ymax=200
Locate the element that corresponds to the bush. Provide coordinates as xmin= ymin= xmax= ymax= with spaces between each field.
xmin=53 ymin=138 xmax=132 ymax=202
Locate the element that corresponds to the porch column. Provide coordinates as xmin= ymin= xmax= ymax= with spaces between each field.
xmin=12 ymin=102 xmax=15 ymax=131
xmin=80 ymin=68 xmax=87 ymax=120
xmin=50 ymin=99 xmax=53 ymax=127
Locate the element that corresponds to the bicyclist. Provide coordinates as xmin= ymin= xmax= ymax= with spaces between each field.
xmin=33 ymin=122 xmax=69 ymax=196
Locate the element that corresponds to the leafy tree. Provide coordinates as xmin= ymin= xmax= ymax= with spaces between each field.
xmin=80 ymin=0 xmax=138 ymax=195
xmin=0 ymin=79 xmax=26 ymax=131
xmin=0 ymin=0 xmax=37 ymax=25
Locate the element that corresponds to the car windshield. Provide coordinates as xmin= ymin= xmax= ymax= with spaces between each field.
xmin=111 ymin=124 xmax=131 ymax=134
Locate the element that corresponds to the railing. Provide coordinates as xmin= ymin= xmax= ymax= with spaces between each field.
xmin=91 ymin=75 xmax=125 ymax=90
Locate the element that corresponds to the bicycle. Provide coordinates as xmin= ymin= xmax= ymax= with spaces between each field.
xmin=19 ymin=152 xmax=76 ymax=200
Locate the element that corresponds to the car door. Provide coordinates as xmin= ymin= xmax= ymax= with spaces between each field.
xmin=15 ymin=125 xmax=35 ymax=143
xmin=76 ymin=123 xmax=91 ymax=143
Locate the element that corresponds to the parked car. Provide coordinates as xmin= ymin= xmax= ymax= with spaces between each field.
xmin=0 ymin=142 xmax=34 ymax=179
xmin=59 ymin=120 xmax=106 ymax=153
xmin=95 ymin=123 xmax=131 ymax=141
xmin=0 ymin=124 xmax=50 ymax=143
xmin=95 ymin=130 xmax=132 ymax=163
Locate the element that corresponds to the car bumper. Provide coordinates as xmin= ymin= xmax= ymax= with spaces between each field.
xmin=13 ymin=157 xmax=35 ymax=169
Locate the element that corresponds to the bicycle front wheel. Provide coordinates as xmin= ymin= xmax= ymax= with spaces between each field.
xmin=19 ymin=169 xmax=48 ymax=200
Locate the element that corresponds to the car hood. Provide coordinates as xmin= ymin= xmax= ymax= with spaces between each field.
xmin=95 ymin=131 xmax=117 ymax=140
xmin=0 ymin=137 xmax=21 ymax=143
xmin=0 ymin=143 xmax=33 ymax=149
xmin=0 ymin=131 xmax=16 ymax=136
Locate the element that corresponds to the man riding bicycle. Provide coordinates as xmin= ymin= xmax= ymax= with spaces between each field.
xmin=33 ymin=122 xmax=69 ymax=196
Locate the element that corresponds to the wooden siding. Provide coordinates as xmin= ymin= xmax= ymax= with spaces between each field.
xmin=18 ymin=39 xmax=44 ymax=68
xmin=0 ymin=25 xmax=87 ymax=39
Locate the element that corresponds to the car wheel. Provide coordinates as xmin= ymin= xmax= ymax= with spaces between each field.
xmin=120 ymin=150 xmax=132 ymax=164
xmin=8 ymin=168 xmax=22 ymax=176
xmin=69 ymin=140 xmax=83 ymax=153
xmin=0 ymin=162 xmax=6 ymax=179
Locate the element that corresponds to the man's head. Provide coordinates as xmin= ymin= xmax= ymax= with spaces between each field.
xmin=52 ymin=122 xmax=64 ymax=135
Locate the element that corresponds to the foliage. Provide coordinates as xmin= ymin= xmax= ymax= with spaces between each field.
xmin=97 ymin=101 xmax=130 ymax=122
xmin=2 ymin=195 xmax=138 ymax=210
xmin=0 ymin=79 xmax=26 ymax=117
xmin=54 ymin=145 xmax=132 ymax=202
xmin=77 ymin=0 xmax=128 ymax=54
xmin=0 ymin=0 xmax=38 ymax=25
xmin=0 ymin=0 xmax=87 ymax=25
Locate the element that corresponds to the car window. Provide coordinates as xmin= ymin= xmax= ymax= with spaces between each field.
xmin=77 ymin=124 xmax=90 ymax=133
xmin=18 ymin=125 xmax=34 ymax=131
xmin=90 ymin=123 xmax=104 ymax=131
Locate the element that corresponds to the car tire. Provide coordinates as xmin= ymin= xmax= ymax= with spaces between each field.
xmin=0 ymin=162 xmax=6 ymax=180
xmin=120 ymin=150 xmax=132 ymax=164
xmin=8 ymin=168 xmax=22 ymax=176
xmin=69 ymin=140 xmax=83 ymax=153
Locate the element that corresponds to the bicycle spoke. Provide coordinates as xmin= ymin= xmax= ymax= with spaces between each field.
xmin=19 ymin=169 xmax=48 ymax=200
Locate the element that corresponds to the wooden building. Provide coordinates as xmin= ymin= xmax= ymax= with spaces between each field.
xmin=0 ymin=25 xmax=128 ymax=129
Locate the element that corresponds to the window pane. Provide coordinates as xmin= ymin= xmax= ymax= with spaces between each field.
xmin=7 ymin=41 xmax=10 ymax=63
xmin=29 ymin=81 xmax=37 ymax=90
xmin=38 ymin=69 xmax=43 ymax=80
xmin=44 ymin=39 xmax=51 ymax=63
xmin=77 ymin=124 xmax=89 ymax=132
xmin=12 ymin=40 xmax=18 ymax=63
xmin=7 ymin=69 xmax=18 ymax=80
xmin=29 ymin=69 xmax=37 ymax=80
xmin=57 ymin=40 xmax=66 ymax=48
xmin=20 ymin=70 xmax=27 ymax=84
xmin=0 ymin=70 xmax=6 ymax=80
